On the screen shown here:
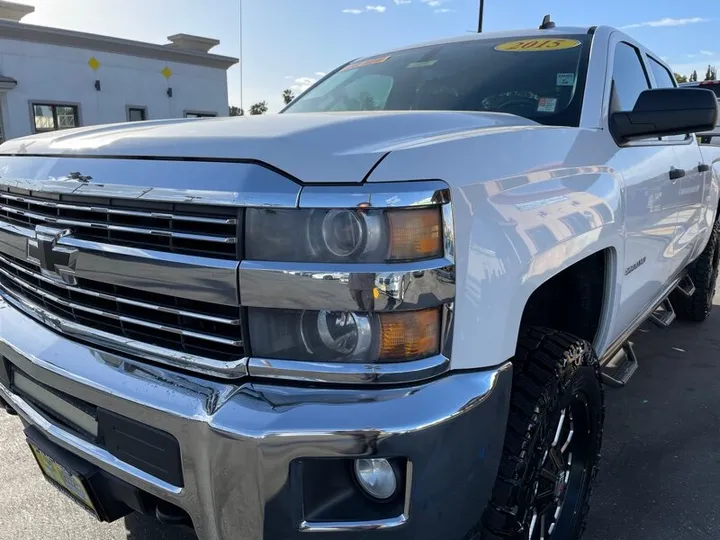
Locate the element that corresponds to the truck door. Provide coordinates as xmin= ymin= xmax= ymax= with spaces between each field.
xmin=644 ymin=54 xmax=707 ymax=267
xmin=602 ymin=39 xmax=683 ymax=340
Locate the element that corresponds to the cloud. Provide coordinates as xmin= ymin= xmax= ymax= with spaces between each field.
xmin=425 ymin=0 xmax=442 ymax=5
xmin=434 ymin=7 xmax=454 ymax=12
xmin=701 ymin=50 xmax=715 ymax=56
xmin=621 ymin=17 xmax=710 ymax=29
xmin=315 ymin=72 xmax=327 ymax=77
xmin=288 ymin=75 xmax=321 ymax=93
xmin=343 ymin=5 xmax=386 ymax=13
xmin=394 ymin=0 xmax=411 ymax=3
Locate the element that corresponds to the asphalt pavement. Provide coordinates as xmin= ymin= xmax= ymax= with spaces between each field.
xmin=1 ymin=297 xmax=720 ymax=540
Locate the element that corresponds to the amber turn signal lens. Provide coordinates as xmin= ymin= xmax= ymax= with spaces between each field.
xmin=387 ymin=208 xmax=442 ymax=261
xmin=379 ymin=308 xmax=441 ymax=361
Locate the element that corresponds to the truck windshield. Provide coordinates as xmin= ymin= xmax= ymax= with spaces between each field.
xmin=284 ymin=34 xmax=592 ymax=127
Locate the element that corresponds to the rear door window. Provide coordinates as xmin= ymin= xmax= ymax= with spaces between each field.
xmin=647 ymin=56 xmax=676 ymax=88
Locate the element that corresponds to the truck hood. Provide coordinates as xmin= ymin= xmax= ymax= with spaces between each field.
xmin=0 ymin=112 xmax=538 ymax=183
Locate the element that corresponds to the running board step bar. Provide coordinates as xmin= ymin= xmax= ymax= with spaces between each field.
xmin=675 ymin=275 xmax=696 ymax=298
xmin=601 ymin=341 xmax=638 ymax=388
xmin=650 ymin=298 xmax=676 ymax=328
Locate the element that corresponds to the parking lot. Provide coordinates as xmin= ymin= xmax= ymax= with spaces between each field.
xmin=1 ymin=299 xmax=719 ymax=540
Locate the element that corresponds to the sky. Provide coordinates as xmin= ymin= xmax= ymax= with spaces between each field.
xmin=15 ymin=0 xmax=720 ymax=112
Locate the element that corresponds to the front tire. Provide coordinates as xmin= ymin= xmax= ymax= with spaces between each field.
xmin=477 ymin=328 xmax=604 ymax=540
xmin=672 ymin=219 xmax=720 ymax=322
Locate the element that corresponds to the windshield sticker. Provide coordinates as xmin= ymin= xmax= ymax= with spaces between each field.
xmin=556 ymin=73 xmax=575 ymax=86
xmin=407 ymin=60 xmax=438 ymax=69
xmin=342 ymin=55 xmax=391 ymax=71
xmin=537 ymin=97 xmax=558 ymax=113
xmin=495 ymin=39 xmax=581 ymax=52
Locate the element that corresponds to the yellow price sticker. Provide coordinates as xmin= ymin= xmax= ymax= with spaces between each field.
xmin=342 ymin=55 xmax=391 ymax=71
xmin=495 ymin=39 xmax=581 ymax=52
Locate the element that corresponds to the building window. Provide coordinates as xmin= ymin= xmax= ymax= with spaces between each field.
xmin=32 ymin=103 xmax=79 ymax=132
xmin=591 ymin=202 xmax=613 ymax=224
xmin=185 ymin=111 xmax=216 ymax=118
xmin=560 ymin=211 xmax=592 ymax=235
xmin=526 ymin=225 xmax=557 ymax=252
xmin=127 ymin=107 xmax=147 ymax=122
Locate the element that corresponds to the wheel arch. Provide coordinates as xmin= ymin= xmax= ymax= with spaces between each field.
xmin=516 ymin=247 xmax=617 ymax=356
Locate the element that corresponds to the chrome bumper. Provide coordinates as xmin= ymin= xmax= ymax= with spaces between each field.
xmin=0 ymin=297 xmax=512 ymax=540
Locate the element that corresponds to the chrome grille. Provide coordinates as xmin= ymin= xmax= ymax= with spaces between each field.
xmin=0 ymin=187 xmax=240 ymax=260
xmin=0 ymin=252 xmax=244 ymax=362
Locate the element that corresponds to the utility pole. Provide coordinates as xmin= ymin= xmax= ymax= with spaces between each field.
xmin=239 ymin=0 xmax=244 ymax=112
xmin=477 ymin=0 xmax=485 ymax=32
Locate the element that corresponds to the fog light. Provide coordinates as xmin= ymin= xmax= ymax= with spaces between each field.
xmin=353 ymin=458 xmax=398 ymax=500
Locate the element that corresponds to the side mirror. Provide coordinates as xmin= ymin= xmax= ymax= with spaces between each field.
xmin=610 ymin=88 xmax=718 ymax=143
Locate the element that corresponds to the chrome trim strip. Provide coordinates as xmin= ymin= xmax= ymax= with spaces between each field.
xmin=59 ymin=237 xmax=240 ymax=306
xmin=247 ymin=354 xmax=450 ymax=385
xmin=298 ymin=180 xmax=450 ymax=208
xmin=0 ymin=193 xmax=238 ymax=225
xmin=239 ymin=259 xmax=454 ymax=312
xmin=0 ymin=156 xmax=301 ymax=207
xmin=0 ymin=253 xmax=241 ymax=326
xmin=300 ymin=460 xmax=413 ymax=532
xmin=442 ymin=202 xmax=455 ymax=264
xmin=0 ymin=219 xmax=34 ymax=260
xmin=0 ymin=289 xmax=248 ymax=378
xmin=300 ymin=516 xmax=408 ymax=532
xmin=0 ymin=268 xmax=243 ymax=346
xmin=0 ymin=205 xmax=236 ymax=243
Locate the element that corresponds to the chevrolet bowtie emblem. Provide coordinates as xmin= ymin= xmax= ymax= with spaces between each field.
xmin=27 ymin=226 xmax=79 ymax=285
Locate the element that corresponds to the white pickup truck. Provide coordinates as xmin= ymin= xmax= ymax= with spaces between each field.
xmin=0 ymin=22 xmax=719 ymax=540
xmin=681 ymin=81 xmax=720 ymax=144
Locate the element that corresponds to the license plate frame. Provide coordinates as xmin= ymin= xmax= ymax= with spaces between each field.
xmin=28 ymin=441 xmax=101 ymax=520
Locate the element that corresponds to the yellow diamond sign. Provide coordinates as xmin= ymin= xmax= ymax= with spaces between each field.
xmin=88 ymin=57 xmax=100 ymax=71
xmin=161 ymin=66 xmax=173 ymax=79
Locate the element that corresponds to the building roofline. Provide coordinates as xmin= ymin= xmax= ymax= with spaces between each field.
xmin=0 ymin=19 xmax=239 ymax=70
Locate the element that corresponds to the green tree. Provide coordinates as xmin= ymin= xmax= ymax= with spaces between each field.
xmin=690 ymin=70 xmax=698 ymax=82
xmin=229 ymin=106 xmax=244 ymax=116
xmin=705 ymin=65 xmax=717 ymax=81
xmin=282 ymin=89 xmax=296 ymax=105
xmin=248 ymin=101 xmax=269 ymax=115
xmin=674 ymin=72 xmax=688 ymax=83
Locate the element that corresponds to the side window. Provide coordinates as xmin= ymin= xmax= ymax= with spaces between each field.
xmin=329 ymin=75 xmax=393 ymax=111
xmin=647 ymin=57 xmax=677 ymax=88
xmin=611 ymin=42 xmax=650 ymax=112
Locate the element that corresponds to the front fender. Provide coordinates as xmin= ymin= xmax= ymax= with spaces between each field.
xmin=367 ymin=127 xmax=624 ymax=370
xmin=448 ymin=169 xmax=623 ymax=370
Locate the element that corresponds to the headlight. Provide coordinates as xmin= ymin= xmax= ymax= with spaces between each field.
xmin=249 ymin=307 xmax=441 ymax=363
xmin=245 ymin=207 xmax=442 ymax=263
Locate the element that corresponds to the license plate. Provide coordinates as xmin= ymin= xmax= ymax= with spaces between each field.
xmin=28 ymin=442 xmax=99 ymax=518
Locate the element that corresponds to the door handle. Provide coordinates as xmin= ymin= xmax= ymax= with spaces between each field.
xmin=669 ymin=168 xmax=686 ymax=181
xmin=698 ymin=164 xmax=711 ymax=173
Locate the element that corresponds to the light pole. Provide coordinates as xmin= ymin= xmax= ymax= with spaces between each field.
xmin=477 ymin=0 xmax=485 ymax=32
